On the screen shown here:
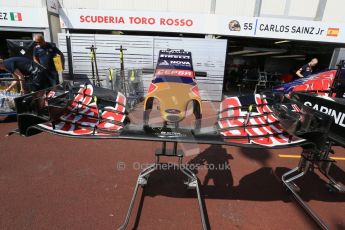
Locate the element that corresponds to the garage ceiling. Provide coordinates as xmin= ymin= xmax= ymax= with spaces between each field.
xmin=226 ymin=36 xmax=345 ymax=56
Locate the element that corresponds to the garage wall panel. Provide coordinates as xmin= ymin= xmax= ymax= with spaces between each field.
xmin=0 ymin=0 xmax=43 ymax=7
xmin=215 ymin=0 xmax=256 ymax=16
xmin=166 ymin=0 xmax=211 ymax=13
xmin=288 ymin=0 xmax=318 ymax=18
xmin=58 ymin=34 xmax=96 ymax=77
xmin=260 ymin=0 xmax=286 ymax=16
xmin=58 ymin=33 xmax=227 ymax=101
xmin=322 ymin=0 xmax=345 ymax=23
xmin=132 ymin=0 xmax=168 ymax=11
xmin=59 ymin=0 xmax=98 ymax=9
xmin=59 ymin=0 xmax=211 ymax=13
xmin=58 ymin=34 xmax=153 ymax=78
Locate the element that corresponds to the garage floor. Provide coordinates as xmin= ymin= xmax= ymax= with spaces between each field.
xmin=0 ymin=101 xmax=344 ymax=230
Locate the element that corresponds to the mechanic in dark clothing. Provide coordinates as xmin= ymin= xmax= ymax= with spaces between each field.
xmin=33 ymin=34 xmax=65 ymax=86
xmin=0 ymin=57 xmax=50 ymax=93
xmin=296 ymin=58 xmax=318 ymax=78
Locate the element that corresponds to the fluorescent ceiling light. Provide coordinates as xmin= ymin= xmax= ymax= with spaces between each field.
xmin=272 ymin=54 xmax=305 ymax=58
xmin=274 ymin=40 xmax=290 ymax=44
xmin=242 ymin=51 xmax=285 ymax=56
xmin=228 ymin=50 xmax=256 ymax=55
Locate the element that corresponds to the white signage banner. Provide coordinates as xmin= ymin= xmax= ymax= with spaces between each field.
xmin=0 ymin=7 xmax=49 ymax=28
xmin=215 ymin=16 xmax=345 ymax=43
xmin=60 ymin=9 xmax=207 ymax=34
xmin=60 ymin=8 xmax=345 ymax=43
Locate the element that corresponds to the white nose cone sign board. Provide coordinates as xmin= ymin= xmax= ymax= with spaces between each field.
xmin=60 ymin=8 xmax=345 ymax=43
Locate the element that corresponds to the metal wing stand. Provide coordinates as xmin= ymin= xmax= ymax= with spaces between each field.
xmin=118 ymin=121 xmax=208 ymax=230
xmin=86 ymin=45 xmax=101 ymax=87
xmin=115 ymin=45 xmax=128 ymax=98
xmin=115 ymin=46 xmax=143 ymax=110
xmin=273 ymin=98 xmax=345 ymax=230
xmin=118 ymin=142 xmax=208 ymax=230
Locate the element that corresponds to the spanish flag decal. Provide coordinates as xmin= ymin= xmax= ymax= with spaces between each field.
xmin=10 ymin=12 xmax=22 ymax=21
xmin=327 ymin=28 xmax=339 ymax=37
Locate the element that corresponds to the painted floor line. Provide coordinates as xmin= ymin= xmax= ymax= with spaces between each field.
xmin=278 ymin=154 xmax=345 ymax=161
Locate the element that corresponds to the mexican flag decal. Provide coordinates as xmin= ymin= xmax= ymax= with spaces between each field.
xmin=10 ymin=12 xmax=22 ymax=21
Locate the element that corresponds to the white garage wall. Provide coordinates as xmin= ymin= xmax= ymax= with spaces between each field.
xmin=166 ymin=0 xmax=212 ymax=13
xmin=2 ymin=0 xmax=345 ymax=24
xmin=288 ymin=0 xmax=319 ymax=18
xmin=259 ymin=0 xmax=320 ymax=19
xmin=0 ymin=0 xmax=44 ymax=7
xmin=260 ymin=0 xmax=286 ymax=16
xmin=323 ymin=0 xmax=345 ymax=23
xmin=58 ymin=33 xmax=227 ymax=101
xmin=214 ymin=0 xmax=256 ymax=16
xmin=59 ymin=0 xmax=212 ymax=13
xmin=61 ymin=0 xmax=341 ymax=23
